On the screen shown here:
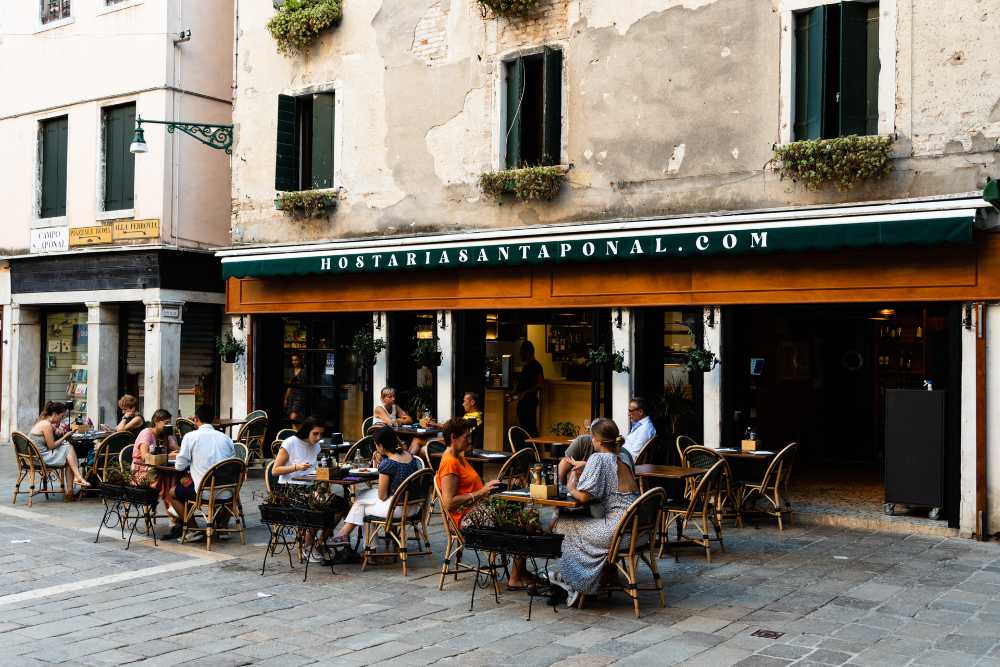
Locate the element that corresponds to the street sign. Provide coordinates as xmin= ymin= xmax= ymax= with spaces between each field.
xmin=70 ymin=225 xmax=113 ymax=247
xmin=30 ymin=227 xmax=69 ymax=254
xmin=112 ymin=218 xmax=160 ymax=241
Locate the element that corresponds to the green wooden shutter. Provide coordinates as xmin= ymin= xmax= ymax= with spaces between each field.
xmin=41 ymin=116 xmax=68 ymax=218
xmin=505 ymin=58 xmax=524 ymax=169
xmin=275 ymin=94 xmax=300 ymax=191
xmin=311 ymin=93 xmax=335 ymax=189
xmin=865 ymin=4 xmax=880 ymax=135
xmin=793 ymin=6 xmax=827 ymax=141
xmin=541 ymin=47 xmax=563 ymax=166
xmin=839 ymin=2 xmax=875 ymax=136
xmin=103 ymin=104 xmax=135 ymax=211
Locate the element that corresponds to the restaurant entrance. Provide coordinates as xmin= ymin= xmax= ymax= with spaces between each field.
xmin=454 ymin=309 xmax=612 ymax=450
xmin=722 ymin=303 xmax=962 ymax=527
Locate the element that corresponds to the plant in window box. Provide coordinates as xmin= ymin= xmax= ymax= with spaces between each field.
xmin=267 ymin=0 xmax=343 ymax=56
xmin=686 ymin=348 xmax=719 ymax=373
xmin=771 ymin=135 xmax=893 ymax=191
xmin=217 ymin=333 xmax=246 ymax=364
xmin=479 ymin=165 xmax=567 ymax=203
xmin=586 ymin=345 xmax=630 ymax=374
xmin=476 ymin=0 xmax=542 ymax=19
xmin=462 ymin=497 xmax=563 ymax=558
xmin=411 ymin=339 xmax=442 ymax=368
xmin=274 ymin=190 xmax=338 ymax=217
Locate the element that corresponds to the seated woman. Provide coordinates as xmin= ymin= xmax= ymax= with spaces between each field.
xmin=550 ymin=418 xmax=640 ymax=607
xmin=131 ymin=409 xmax=181 ymax=537
xmin=436 ymin=416 xmax=535 ymax=590
xmin=333 ymin=427 xmax=421 ymax=543
xmin=273 ymin=417 xmax=324 ymax=486
xmin=115 ymin=394 xmax=144 ymax=434
xmin=28 ymin=401 xmax=90 ymax=500
xmin=372 ymin=387 xmax=412 ymax=428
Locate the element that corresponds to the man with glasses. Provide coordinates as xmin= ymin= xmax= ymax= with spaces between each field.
xmin=623 ymin=397 xmax=656 ymax=459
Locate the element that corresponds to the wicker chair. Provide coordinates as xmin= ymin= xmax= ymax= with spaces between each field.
xmin=11 ymin=432 xmax=66 ymax=506
xmin=432 ymin=475 xmax=497 ymax=592
xmin=361 ymin=468 xmax=433 ymax=576
xmin=234 ymin=442 xmax=250 ymax=463
xmin=683 ymin=445 xmax=742 ymax=528
xmin=119 ymin=444 xmax=134 ymax=469
xmin=740 ymin=442 xmax=799 ymax=531
xmin=507 ymin=425 xmax=539 ymax=459
xmin=361 ymin=416 xmax=376 ymax=435
xmin=343 ymin=436 xmax=376 ymax=466
xmin=578 ymin=487 xmax=666 ymax=618
xmin=270 ymin=428 xmax=296 ymax=458
xmin=179 ymin=458 xmax=247 ymax=550
xmin=495 ymin=447 xmax=537 ymax=490
xmin=661 ymin=459 xmax=726 ymax=562
xmin=675 ymin=435 xmax=699 ymax=466
xmin=634 ymin=435 xmax=659 ymax=466
xmin=91 ymin=432 xmax=135 ymax=483
xmin=236 ymin=415 xmax=268 ymax=464
xmin=264 ymin=460 xmax=279 ymax=495
xmin=175 ymin=418 xmax=197 ymax=440
xmin=246 ymin=410 xmax=268 ymax=422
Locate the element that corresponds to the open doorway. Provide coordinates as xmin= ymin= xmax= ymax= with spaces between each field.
xmin=722 ymin=303 xmax=961 ymax=529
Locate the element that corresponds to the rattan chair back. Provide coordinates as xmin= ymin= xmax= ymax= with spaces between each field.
xmin=175 ymin=418 xmax=196 ymax=439
xmin=361 ymin=416 xmax=376 ymax=435
xmin=119 ymin=444 xmax=134 ymax=468
xmin=383 ymin=468 xmax=433 ymax=523
xmin=681 ymin=459 xmax=725 ymax=522
xmin=11 ymin=431 xmax=65 ymax=506
xmin=634 ymin=435 xmax=659 ymax=466
xmin=433 ymin=475 xmax=463 ymax=542
xmin=609 ymin=487 xmax=665 ymax=559
xmin=93 ymin=431 xmax=133 ymax=482
xmin=234 ymin=442 xmax=250 ymax=463
xmin=264 ymin=460 xmax=279 ymax=495
xmin=675 ymin=435 xmax=699 ymax=466
xmin=246 ymin=409 xmax=268 ymax=422
xmin=12 ymin=432 xmax=42 ymax=466
xmin=759 ymin=442 xmax=799 ymax=496
xmin=236 ymin=416 xmax=268 ymax=458
xmin=495 ymin=447 xmax=536 ymax=490
xmin=507 ymin=425 xmax=538 ymax=457
xmin=425 ymin=439 xmax=446 ymax=472
xmin=344 ymin=435 xmax=376 ymax=464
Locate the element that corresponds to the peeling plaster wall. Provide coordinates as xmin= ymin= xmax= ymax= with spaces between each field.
xmin=232 ymin=0 xmax=1000 ymax=246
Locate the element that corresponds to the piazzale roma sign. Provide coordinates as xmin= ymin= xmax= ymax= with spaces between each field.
xmin=220 ymin=215 xmax=972 ymax=279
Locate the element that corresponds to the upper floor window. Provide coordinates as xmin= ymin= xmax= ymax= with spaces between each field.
xmin=40 ymin=116 xmax=69 ymax=218
xmin=40 ymin=0 xmax=71 ymax=24
xmin=102 ymin=103 xmax=136 ymax=211
xmin=504 ymin=47 xmax=562 ymax=169
xmin=275 ymin=92 xmax=335 ymax=191
xmin=793 ymin=1 xmax=879 ymax=140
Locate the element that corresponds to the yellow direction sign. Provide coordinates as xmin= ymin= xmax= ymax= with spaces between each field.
xmin=69 ymin=225 xmax=113 ymax=247
xmin=112 ymin=219 xmax=160 ymax=241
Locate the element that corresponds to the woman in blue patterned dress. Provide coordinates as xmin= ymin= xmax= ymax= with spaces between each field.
xmin=550 ymin=418 xmax=639 ymax=607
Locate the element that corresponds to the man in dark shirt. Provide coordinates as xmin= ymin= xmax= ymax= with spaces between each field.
xmin=514 ymin=340 xmax=544 ymax=436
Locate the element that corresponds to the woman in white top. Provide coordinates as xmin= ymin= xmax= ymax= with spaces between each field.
xmin=273 ymin=417 xmax=323 ymax=485
xmin=372 ymin=387 xmax=413 ymax=428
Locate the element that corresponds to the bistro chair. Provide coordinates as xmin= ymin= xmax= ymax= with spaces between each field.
xmin=634 ymin=435 xmax=660 ymax=466
xmin=246 ymin=409 xmax=268 ymax=422
xmin=361 ymin=416 xmax=376 ymax=435
xmin=495 ymin=447 xmax=537 ymax=490
xmin=179 ymin=458 xmax=247 ymax=551
xmin=578 ymin=487 xmax=666 ymax=618
xmin=270 ymin=428 xmax=296 ymax=458
xmin=433 ymin=475 xmax=498 ymax=593
xmin=264 ymin=460 xmax=280 ymax=495
xmin=507 ymin=426 xmax=539 ymax=459
xmin=175 ymin=418 xmax=197 ymax=440
xmin=119 ymin=444 xmax=134 ymax=469
xmin=234 ymin=442 xmax=250 ymax=463
xmin=683 ymin=445 xmax=742 ymax=528
xmin=740 ymin=442 xmax=799 ymax=531
xmin=236 ymin=415 xmax=268 ymax=465
xmin=424 ymin=439 xmax=446 ymax=514
xmin=344 ymin=436 xmax=376 ymax=466
xmin=90 ymin=431 xmax=134 ymax=485
xmin=661 ymin=459 xmax=726 ymax=563
xmin=362 ymin=468 xmax=433 ymax=576
xmin=11 ymin=432 xmax=66 ymax=506
xmin=675 ymin=435 xmax=699 ymax=467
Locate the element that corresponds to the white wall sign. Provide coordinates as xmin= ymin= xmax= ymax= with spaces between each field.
xmin=30 ymin=227 xmax=69 ymax=254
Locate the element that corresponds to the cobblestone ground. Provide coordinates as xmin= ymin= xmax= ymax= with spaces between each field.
xmin=3 ymin=445 xmax=1000 ymax=666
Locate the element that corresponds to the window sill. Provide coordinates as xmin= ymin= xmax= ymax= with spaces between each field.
xmin=774 ymin=133 xmax=896 ymax=149
xmin=35 ymin=16 xmax=75 ymax=34
xmin=96 ymin=1 xmax=144 ymax=17
xmin=32 ymin=216 xmax=68 ymax=229
xmin=96 ymin=209 xmax=134 ymax=221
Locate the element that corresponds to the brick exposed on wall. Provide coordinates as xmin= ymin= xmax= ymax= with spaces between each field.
xmin=412 ymin=1 xmax=450 ymax=64
xmin=496 ymin=0 xmax=570 ymax=52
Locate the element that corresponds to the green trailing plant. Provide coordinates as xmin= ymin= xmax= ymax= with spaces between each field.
xmin=275 ymin=190 xmax=338 ymax=217
xmin=476 ymin=0 xmax=542 ymax=19
xmin=686 ymin=347 xmax=719 ymax=373
xmin=550 ymin=422 xmax=580 ymax=438
xmin=586 ymin=345 xmax=630 ymax=374
xmin=479 ymin=166 xmax=565 ymax=203
xmin=411 ymin=339 xmax=442 ymax=368
xmin=404 ymin=385 xmax=434 ymax=418
xmin=216 ymin=333 xmax=246 ymax=363
xmin=771 ymin=135 xmax=893 ymax=191
xmin=352 ymin=330 xmax=386 ymax=368
xmin=463 ymin=497 xmax=543 ymax=534
xmin=266 ymin=0 xmax=343 ymax=56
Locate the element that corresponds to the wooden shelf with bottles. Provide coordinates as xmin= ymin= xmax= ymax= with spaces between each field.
xmin=874 ymin=308 xmax=928 ymax=389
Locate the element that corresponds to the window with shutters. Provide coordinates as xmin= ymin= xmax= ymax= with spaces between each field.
xmin=40 ymin=116 xmax=68 ymax=219
xmin=793 ymin=1 xmax=879 ymax=140
xmin=274 ymin=92 xmax=335 ymax=192
xmin=102 ymin=103 xmax=136 ymax=211
xmin=40 ymin=0 xmax=71 ymax=24
xmin=503 ymin=47 xmax=563 ymax=169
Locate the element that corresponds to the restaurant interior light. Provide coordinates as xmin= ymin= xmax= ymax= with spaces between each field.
xmin=879 ymin=308 xmax=896 ymax=317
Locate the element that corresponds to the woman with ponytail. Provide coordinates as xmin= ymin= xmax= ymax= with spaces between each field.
xmin=332 ymin=426 xmax=421 ymax=543
xmin=29 ymin=401 xmax=91 ymax=499
xmin=549 ymin=418 xmax=640 ymax=606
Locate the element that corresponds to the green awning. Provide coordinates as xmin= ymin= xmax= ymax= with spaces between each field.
xmin=220 ymin=211 xmax=975 ymax=280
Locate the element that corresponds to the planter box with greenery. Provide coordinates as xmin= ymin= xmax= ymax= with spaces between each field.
xmin=771 ymin=135 xmax=893 ymax=191
xmin=686 ymin=348 xmax=719 ymax=373
xmin=461 ymin=497 xmax=563 ymax=558
xmin=217 ymin=333 xmax=246 ymax=364
xmin=476 ymin=0 xmax=542 ymax=19
xmin=587 ymin=345 xmax=630 ymax=374
xmin=267 ymin=0 xmax=343 ymax=56
xmin=411 ymin=339 xmax=442 ymax=368
xmin=479 ymin=165 xmax=567 ymax=203
xmin=274 ymin=190 xmax=338 ymax=217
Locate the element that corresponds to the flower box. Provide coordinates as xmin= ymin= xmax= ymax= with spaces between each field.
xmin=259 ymin=503 xmax=300 ymax=527
xmin=123 ymin=486 xmax=159 ymax=507
xmin=461 ymin=528 xmax=563 ymax=559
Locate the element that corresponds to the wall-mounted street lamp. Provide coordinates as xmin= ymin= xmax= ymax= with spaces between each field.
xmin=130 ymin=116 xmax=234 ymax=155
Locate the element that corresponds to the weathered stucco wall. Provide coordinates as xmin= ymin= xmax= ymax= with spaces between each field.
xmin=232 ymin=0 xmax=1000 ymax=245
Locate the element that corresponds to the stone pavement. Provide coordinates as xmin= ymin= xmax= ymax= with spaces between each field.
xmin=3 ymin=445 xmax=1000 ymax=666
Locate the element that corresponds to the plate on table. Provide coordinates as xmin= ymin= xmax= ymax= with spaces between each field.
xmin=716 ymin=448 xmax=738 ymax=452
xmin=749 ymin=450 xmax=774 ymax=455
xmin=349 ymin=467 xmax=379 ymax=475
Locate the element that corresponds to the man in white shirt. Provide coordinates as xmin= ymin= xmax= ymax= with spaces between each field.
xmin=168 ymin=404 xmax=236 ymax=539
xmin=623 ymin=397 xmax=656 ymax=460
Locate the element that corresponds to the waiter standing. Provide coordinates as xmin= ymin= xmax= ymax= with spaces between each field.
xmin=514 ymin=340 xmax=544 ymax=437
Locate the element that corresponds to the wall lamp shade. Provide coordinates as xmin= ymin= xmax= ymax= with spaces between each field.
xmin=129 ymin=125 xmax=148 ymax=154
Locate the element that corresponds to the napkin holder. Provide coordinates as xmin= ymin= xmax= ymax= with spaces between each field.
xmin=530 ymin=483 xmax=557 ymax=500
xmin=315 ymin=467 xmax=332 ymax=481
xmin=144 ymin=453 xmax=169 ymax=465
xmin=72 ymin=423 xmax=88 ymax=434
xmin=740 ymin=439 xmax=759 ymax=452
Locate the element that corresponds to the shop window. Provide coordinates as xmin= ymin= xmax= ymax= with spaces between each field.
xmin=42 ymin=311 xmax=88 ymax=424
xmin=275 ymin=92 xmax=335 ymax=192
xmin=40 ymin=116 xmax=68 ymax=218
xmin=504 ymin=47 xmax=562 ymax=169
xmin=41 ymin=0 xmax=71 ymax=24
xmin=793 ymin=1 xmax=879 ymax=140
xmin=102 ymin=103 xmax=136 ymax=211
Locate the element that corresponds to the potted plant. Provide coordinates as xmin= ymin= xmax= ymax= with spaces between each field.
xmin=686 ymin=347 xmax=719 ymax=373
xmin=352 ymin=330 xmax=387 ymax=369
xmin=550 ymin=422 xmax=580 ymax=438
xmin=267 ymin=0 xmax=343 ymax=56
xmin=461 ymin=497 xmax=563 ymax=559
xmin=770 ymin=135 xmax=893 ymax=191
xmin=217 ymin=333 xmax=246 ymax=364
xmin=662 ymin=379 xmax=695 ymax=435
xmin=479 ymin=165 xmax=567 ymax=203
xmin=274 ymin=190 xmax=339 ymax=217
xmin=411 ymin=339 xmax=442 ymax=368
xmin=586 ymin=345 xmax=630 ymax=374
xmin=476 ymin=0 xmax=542 ymax=19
